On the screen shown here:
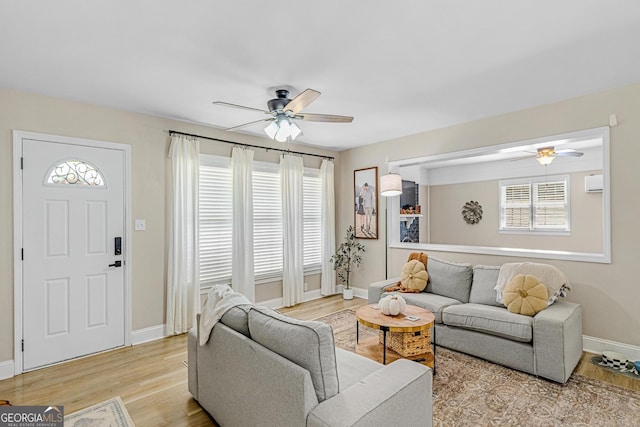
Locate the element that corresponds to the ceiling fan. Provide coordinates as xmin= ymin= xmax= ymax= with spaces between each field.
xmin=212 ymin=88 xmax=354 ymax=142
xmin=527 ymin=146 xmax=584 ymax=165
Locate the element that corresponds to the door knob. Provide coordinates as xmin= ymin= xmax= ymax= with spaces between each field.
xmin=108 ymin=260 xmax=122 ymax=268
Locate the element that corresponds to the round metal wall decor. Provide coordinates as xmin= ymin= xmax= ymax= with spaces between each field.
xmin=462 ymin=201 xmax=483 ymax=224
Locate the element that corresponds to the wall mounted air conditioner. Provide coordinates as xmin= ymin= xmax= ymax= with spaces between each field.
xmin=584 ymin=174 xmax=603 ymax=193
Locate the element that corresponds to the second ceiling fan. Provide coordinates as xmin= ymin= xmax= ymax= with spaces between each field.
xmin=529 ymin=146 xmax=584 ymax=165
xmin=213 ymin=88 xmax=354 ymax=142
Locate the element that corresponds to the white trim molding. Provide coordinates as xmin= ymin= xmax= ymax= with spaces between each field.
xmin=132 ymin=325 xmax=168 ymax=345
xmin=260 ymin=289 xmax=324 ymax=310
xmin=352 ymin=287 xmax=369 ymax=300
xmin=583 ymin=335 xmax=640 ymax=362
xmin=0 ymin=360 xmax=15 ymax=380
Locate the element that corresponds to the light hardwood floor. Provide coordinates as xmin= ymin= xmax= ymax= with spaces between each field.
xmin=0 ymin=295 xmax=637 ymax=426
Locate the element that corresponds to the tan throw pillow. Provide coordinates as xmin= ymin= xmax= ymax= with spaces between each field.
xmin=503 ymin=274 xmax=549 ymax=316
xmin=400 ymin=260 xmax=428 ymax=292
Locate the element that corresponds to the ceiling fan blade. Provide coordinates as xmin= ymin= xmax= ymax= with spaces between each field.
xmin=556 ymin=151 xmax=584 ymax=157
xmin=225 ymin=117 xmax=275 ymax=132
xmin=212 ymin=101 xmax=271 ymax=114
xmin=510 ymin=155 xmax=537 ymax=162
xmin=295 ymin=113 xmax=354 ymax=123
xmin=283 ymin=89 xmax=321 ymax=115
xmin=555 ymin=149 xmax=583 ymax=157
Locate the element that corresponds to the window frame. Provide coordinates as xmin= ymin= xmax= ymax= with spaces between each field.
xmin=499 ymin=175 xmax=571 ymax=235
xmin=198 ymin=154 xmax=322 ymax=290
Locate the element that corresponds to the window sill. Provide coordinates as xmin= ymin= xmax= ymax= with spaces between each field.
xmin=499 ymin=229 xmax=571 ymax=236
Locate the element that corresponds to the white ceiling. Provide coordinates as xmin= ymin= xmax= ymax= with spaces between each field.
xmin=1 ymin=1 xmax=639 ymax=151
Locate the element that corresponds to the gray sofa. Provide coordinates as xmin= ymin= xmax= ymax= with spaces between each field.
xmin=188 ymin=305 xmax=433 ymax=426
xmin=369 ymin=257 xmax=583 ymax=384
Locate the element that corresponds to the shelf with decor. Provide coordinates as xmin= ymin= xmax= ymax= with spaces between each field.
xmin=399 ymin=214 xmax=423 ymax=231
xmin=399 ymin=214 xmax=423 ymax=219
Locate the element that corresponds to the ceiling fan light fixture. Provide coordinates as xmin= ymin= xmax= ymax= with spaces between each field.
xmin=264 ymin=121 xmax=278 ymax=139
xmin=536 ymin=155 xmax=555 ymax=166
xmin=220 ymin=87 xmax=353 ymax=141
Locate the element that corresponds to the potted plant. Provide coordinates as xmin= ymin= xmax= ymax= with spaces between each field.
xmin=330 ymin=225 xmax=366 ymax=300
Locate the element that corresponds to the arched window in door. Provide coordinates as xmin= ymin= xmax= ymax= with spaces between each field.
xmin=45 ymin=159 xmax=106 ymax=187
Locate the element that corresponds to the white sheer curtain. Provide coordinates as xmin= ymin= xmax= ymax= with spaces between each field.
xmin=232 ymin=147 xmax=256 ymax=302
xmin=280 ymin=155 xmax=305 ymax=307
xmin=167 ymin=135 xmax=200 ymax=335
xmin=320 ymin=159 xmax=336 ymax=295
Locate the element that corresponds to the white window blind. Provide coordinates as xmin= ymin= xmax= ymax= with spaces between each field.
xmin=253 ymin=166 xmax=283 ymax=280
xmin=502 ymin=183 xmax=531 ymax=229
xmin=500 ymin=176 xmax=569 ymax=233
xmin=533 ymin=181 xmax=568 ymax=229
xmin=198 ymin=155 xmax=322 ymax=287
xmin=199 ymin=158 xmax=233 ymax=286
xmin=303 ymin=170 xmax=322 ymax=271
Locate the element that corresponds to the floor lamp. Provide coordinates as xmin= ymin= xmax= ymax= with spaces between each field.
xmin=379 ymin=173 xmax=402 ymax=279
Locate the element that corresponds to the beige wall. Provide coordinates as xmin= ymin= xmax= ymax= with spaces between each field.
xmin=0 ymin=86 xmax=338 ymax=362
xmin=428 ymin=171 xmax=603 ymax=252
xmin=3 ymin=81 xmax=639 ymax=362
xmin=338 ymin=82 xmax=640 ymax=347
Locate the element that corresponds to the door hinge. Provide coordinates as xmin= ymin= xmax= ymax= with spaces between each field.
xmin=20 ymin=157 xmax=23 ymax=170
xmin=21 ymin=339 xmax=24 ymax=352
xmin=21 ymin=248 xmax=24 ymax=260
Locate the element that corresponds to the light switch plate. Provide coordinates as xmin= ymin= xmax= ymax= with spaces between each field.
xmin=135 ymin=219 xmax=146 ymax=231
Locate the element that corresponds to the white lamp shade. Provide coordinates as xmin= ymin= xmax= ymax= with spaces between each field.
xmin=536 ymin=155 xmax=554 ymax=166
xmin=380 ymin=173 xmax=402 ymax=197
xmin=264 ymin=121 xmax=278 ymax=139
xmin=289 ymin=121 xmax=302 ymax=140
xmin=275 ymin=120 xmax=291 ymax=142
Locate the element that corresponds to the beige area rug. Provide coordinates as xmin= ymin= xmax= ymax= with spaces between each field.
xmin=316 ymin=309 xmax=640 ymax=427
xmin=65 ymin=396 xmax=135 ymax=427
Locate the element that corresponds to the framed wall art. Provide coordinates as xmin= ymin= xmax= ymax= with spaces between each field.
xmin=354 ymin=166 xmax=378 ymax=239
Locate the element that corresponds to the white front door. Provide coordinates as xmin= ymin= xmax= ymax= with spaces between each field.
xmin=22 ymin=138 xmax=126 ymax=370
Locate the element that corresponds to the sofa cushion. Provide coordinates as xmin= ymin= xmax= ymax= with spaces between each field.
xmin=442 ymin=303 xmax=533 ymax=343
xmin=220 ymin=304 xmax=252 ymax=337
xmin=382 ymin=291 xmax=461 ymax=323
xmin=248 ymin=307 xmax=339 ymax=402
xmin=335 ymin=348 xmax=381 ymax=391
xmin=425 ymin=256 xmax=473 ymax=303
xmin=469 ymin=265 xmax=502 ymax=307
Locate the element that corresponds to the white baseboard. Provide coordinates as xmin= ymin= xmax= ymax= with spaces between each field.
xmin=583 ymin=335 xmax=640 ymax=361
xmin=131 ymin=324 xmax=167 ymax=345
xmin=352 ymin=287 xmax=368 ymax=300
xmin=304 ymin=289 xmax=322 ymax=302
xmin=0 ymin=359 xmax=14 ymax=380
xmin=259 ymin=297 xmax=283 ymax=309
xmin=260 ymin=289 xmax=326 ymax=309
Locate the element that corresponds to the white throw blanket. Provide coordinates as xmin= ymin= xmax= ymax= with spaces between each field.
xmin=199 ymin=284 xmax=251 ymax=346
xmin=495 ymin=262 xmax=571 ymax=306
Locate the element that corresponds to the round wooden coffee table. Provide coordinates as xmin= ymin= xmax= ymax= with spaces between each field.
xmin=355 ymin=304 xmax=436 ymax=370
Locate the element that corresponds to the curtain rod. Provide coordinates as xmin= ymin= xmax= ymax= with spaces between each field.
xmin=168 ymin=130 xmax=335 ymax=160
